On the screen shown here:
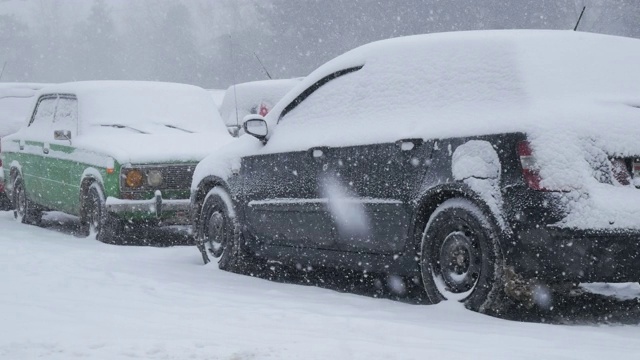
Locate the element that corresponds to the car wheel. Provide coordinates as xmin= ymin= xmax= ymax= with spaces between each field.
xmin=12 ymin=176 xmax=42 ymax=225
xmin=420 ymin=198 xmax=504 ymax=312
xmin=196 ymin=187 xmax=241 ymax=270
xmin=83 ymin=182 xmax=124 ymax=244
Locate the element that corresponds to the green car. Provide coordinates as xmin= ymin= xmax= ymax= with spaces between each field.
xmin=1 ymin=81 xmax=232 ymax=243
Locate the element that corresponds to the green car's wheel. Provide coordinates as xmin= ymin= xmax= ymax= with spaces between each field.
xmin=12 ymin=175 xmax=42 ymax=225
xmin=83 ymin=182 xmax=124 ymax=244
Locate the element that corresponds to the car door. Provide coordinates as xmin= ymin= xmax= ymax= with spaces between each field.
xmin=242 ymin=148 xmax=336 ymax=248
xmin=242 ymin=67 xmax=365 ymax=250
xmin=41 ymin=94 xmax=80 ymax=214
xmin=324 ymin=140 xmax=432 ymax=254
xmin=19 ymin=95 xmax=57 ymax=207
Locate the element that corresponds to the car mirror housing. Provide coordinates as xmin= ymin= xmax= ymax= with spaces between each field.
xmin=54 ymin=129 xmax=72 ymax=141
xmin=243 ymin=115 xmax=268 ymax=142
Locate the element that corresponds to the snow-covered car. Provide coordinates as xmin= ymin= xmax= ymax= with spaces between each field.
xmin=0 ymin=83 xmax=48 ymax=209
xmin=1 ymin=81 xmax=233 ymax=243
xmin=190 ymin=30 xmax=640 ymax=312
xmin=218 ymin=78 xmax=302 ymax=136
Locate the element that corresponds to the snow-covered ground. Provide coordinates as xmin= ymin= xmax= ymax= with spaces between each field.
xmin=1 ymin=211 xmax=640 ymax=359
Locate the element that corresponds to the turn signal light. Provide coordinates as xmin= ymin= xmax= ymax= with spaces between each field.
xmin=125 ymin=169 xmax=144 ymax=188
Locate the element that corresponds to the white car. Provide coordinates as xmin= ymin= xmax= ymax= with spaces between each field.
xmin=0 ymin=83 xmax=49 ymax=209
xmin=218 ymin=78 xmax=302 ymax=136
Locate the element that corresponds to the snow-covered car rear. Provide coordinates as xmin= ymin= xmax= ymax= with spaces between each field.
xmin=0 ymin=83 xmax=48 ymax=209
xmin=1 ymin=81 xmax=233 ymax=243
xmin=190 ymin=30 xmax=640 ymax=312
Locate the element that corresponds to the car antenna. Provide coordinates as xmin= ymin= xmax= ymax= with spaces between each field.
xmin=0 ymin=61 xmax=7 ymax=81
xmin=573 ymin=6 xmax=586 ymax=31
xmin=252 ymin=51 xmax=272 ymax=80
xmin=229 ymin=33 xmax=241 ymax=133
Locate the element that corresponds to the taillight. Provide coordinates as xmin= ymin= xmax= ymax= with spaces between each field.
xmin=0 ymin=139 xmax=3 ymax=168
xmin=517 ymin=140 xmax=544 ymax=191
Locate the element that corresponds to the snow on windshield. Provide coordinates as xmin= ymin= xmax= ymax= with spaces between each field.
xmin=38 ymin=81 xmax=227 ymax=135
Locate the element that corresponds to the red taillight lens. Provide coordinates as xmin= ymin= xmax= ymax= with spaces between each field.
xmin=517 ymin=140 xmax=544 ymax=191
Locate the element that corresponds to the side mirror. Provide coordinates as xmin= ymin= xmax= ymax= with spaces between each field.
xmin=243 ymin=115 xmax=268 ymax=142
xmin=54 ymin=129 xmax=72 ymax=141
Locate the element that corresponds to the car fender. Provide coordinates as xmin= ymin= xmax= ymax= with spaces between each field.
xmin=408 ymin=182 xmax=512 ymax=254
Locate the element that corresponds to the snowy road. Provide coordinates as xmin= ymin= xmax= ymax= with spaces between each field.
xmin=2 ymin=211 xmax=640 ymax=359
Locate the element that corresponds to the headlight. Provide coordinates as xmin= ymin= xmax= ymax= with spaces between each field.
xmin=146 ymin=170 xmax=163 ymax=187
xmin=124 ymin=169 xmax=144 ymax=188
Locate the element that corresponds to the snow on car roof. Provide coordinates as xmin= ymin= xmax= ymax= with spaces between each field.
xmin=219 ymin=78 xmax=302 ymax=127
xmin=264 ymin=30 xmax=640 ymax=153
xmin=38 ymin=81 xmax=228 ymax=135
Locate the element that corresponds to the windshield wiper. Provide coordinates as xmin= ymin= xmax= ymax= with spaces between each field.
xmin=163 ymin=124 xmax=194 ymax=133
xmin=98 ymin=124 xmax=148 ymax=134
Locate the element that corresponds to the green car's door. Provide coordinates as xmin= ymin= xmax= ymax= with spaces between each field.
xmin=41 ymin=95 xmax=81 ymax=215
xmin=19 ymin=95 xmax=57 ymax=207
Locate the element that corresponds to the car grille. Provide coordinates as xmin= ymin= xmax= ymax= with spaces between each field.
xmin=161 ymin=165 xmax=196 ymax=190
xmin=120 ymin=164 xmax=196 ymax=192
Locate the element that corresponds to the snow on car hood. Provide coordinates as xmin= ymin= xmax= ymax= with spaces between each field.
xmin=78 ymin=129 xmax=234 ymax=165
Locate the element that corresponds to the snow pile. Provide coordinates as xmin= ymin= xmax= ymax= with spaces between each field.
xmin=2 ymin=212 xmax=640 ymax=359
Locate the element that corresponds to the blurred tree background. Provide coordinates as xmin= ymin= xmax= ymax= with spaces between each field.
xmin=0 ymin=0 xmax=638 ymax=88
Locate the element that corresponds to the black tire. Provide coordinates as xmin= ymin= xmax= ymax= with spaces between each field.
xmin=83 ymin=182 xmax=124 ymax=244
xmin=420 ymin=198 xmax=504 ymax=312
xmin=196 ymin=187 xmax=244 ymax=271
xmin=12 ymin=175 xmax=42 ymax=225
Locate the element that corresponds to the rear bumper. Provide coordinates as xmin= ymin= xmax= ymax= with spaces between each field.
xmin=513 ymin=226 xmax=640 ymax=282
xmin=106 ymin=191 xmax=190 ymax=218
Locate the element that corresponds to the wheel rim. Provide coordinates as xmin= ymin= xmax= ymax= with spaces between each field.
xmin=204 ymin=211 xmax=225 ymax=258
xmin=431 ymin=229 xmax=481 ymax=301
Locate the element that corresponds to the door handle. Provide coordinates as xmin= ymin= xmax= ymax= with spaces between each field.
xmin=308 ymin=146 xmax=329 ymax=159
xmin=19 ymin=140 xmax=25 ymax=150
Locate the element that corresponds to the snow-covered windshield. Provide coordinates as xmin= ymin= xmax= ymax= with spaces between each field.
xmin=39 ymin=81 xmax=227 ymax=135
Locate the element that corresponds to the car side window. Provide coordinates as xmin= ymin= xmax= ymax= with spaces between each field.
xmin=54 ymin=95 xmax=78 ymax=136
xmin=28 ymin=96 xmax=57 ymax=134
xmin=278 ymin=66 xmax=363 ymax=124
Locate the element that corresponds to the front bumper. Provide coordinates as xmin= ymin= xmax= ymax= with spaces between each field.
xmin=513 ymin=226 xmax=640 ymax=282
xmin=106 ymin=191 xmax=190 ymax=218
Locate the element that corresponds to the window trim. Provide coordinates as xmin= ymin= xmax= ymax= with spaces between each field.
xmin=28 ymin=94 xmax=58 ymax=127
xmin=277 ymin=65 xmax=364 ymax=124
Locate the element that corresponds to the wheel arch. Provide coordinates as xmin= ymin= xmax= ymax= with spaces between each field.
xmin=409 ymin=182 xmax=510 ymax=255
xmin=78 ymin=168 xmax=105 ymax=219
xmin=191 ymin=175 xmax=231 ymax=227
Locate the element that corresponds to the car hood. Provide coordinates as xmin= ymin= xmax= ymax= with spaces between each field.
xmin=76 ymin=132 xmax=234 ymax=165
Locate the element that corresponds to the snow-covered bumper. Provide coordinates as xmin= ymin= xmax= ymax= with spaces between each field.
xmin=105 ymin=192 xmax=190 ymax=218
xmin=514 ymin=226 xmax=640 ymax=283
